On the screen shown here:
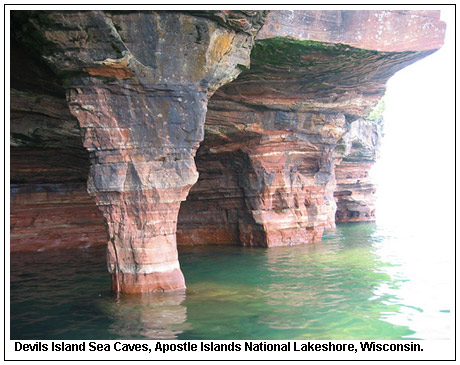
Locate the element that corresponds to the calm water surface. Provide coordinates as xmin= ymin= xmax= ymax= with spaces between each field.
xmin=10 ymin=222 xmax=452 ymax=340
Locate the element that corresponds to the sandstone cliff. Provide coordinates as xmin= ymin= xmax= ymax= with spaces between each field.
xmin=10 ymin=10 xmax=445 ymax=293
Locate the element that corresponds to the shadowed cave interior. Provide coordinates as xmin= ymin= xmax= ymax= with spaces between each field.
xmin=10 ymin=10 xmax=445 ymax=295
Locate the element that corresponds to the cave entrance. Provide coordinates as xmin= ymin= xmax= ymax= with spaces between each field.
xmin=177 ymin=147 xmax=262 ymax=247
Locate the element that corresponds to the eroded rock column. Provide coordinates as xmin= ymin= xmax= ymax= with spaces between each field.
xmin=68 ymin=85 xmax=206 ymax=292
xmin=334 ymin=117 xmax=382 ymax=222
xmin=179 ymin=103 xmax=347 ymax=247
xmin=235 ymin=124 xmax=340 ymax=247
xmin=17 ymin=10 xmax=266 ymax=293
xmin=178 ymin=10 xmax=445 ymax=247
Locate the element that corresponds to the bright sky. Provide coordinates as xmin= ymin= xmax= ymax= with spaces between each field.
xmin=371 ymin=8 xmax=455 ymax=237
xmin=368 ymin=9 xmax=455 ymax=341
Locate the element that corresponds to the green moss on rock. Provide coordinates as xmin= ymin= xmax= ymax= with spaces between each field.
xmin=251 ymin=37 xmax=377 ymax=68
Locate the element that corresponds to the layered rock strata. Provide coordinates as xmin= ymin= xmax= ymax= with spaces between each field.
xmin=13 ymin=10 xmax=266 ymax=293
xmin=10 ymin=149 xmax=107 ymax=252
xmin=178 ymin=106 xmax=341 ymax=247
xmin=334 ymin=117 xmax=382 ymax=222
xmin=178 ymin=10 xmax=444 ymax=247
xmin=10 ymin=38 xmax=106 ymax=251
xmin=10 ymin=10 xmax=445 ymax=292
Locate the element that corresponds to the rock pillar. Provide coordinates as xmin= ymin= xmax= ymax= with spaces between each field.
xmin=181 ymin=105 xmax=346 ymax=247
xmin=237 ymin=132 xmax=338 ymax=247
xmin=17 ymin=10 xmax=266 ymax=293
xmin=178 ymin=10 xmax=445 ymax=247
xmin=68 ymin=85 xmax=206 ymax=292
xmin=334 ymin=117 xmax=382 ymax=222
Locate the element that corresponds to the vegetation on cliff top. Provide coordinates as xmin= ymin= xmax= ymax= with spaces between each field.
xmin=366 ymin=96 xmax=385 ymax=123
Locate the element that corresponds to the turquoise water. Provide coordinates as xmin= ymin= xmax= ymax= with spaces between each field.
xmin=10 ymin=222 xmax=452 ymax=340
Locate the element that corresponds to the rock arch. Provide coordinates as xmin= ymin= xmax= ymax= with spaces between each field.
xmin=10 ymin=10 xmax=445 ymax=294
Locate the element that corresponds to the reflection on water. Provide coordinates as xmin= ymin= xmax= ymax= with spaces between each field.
xmin=101 ymin=291 xmax=188 ymax=339
xmin=177 ymin=223 xmax=415 ymax=340
xmin=10 ymin=223 xmax=452 ymax=340
xmin=370 ymin=225 xmax=453 ymax=340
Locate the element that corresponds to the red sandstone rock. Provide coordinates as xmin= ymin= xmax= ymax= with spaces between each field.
xmin=334 ymin=161 xmax=377 ymax=222
xmin=110 ymin=270 xmax=186 ymax=294
xmin=9 ymin=38 xmax=107 ymax=252
xmin=334 ymin=118 xmax=382 ymax=222
xmin=14 ymin=10 xmax=266 ymax=293
xmin=178 ymin=108 xmax=342 ymax=247
xmin=178 ymin=12 xmax=440 ymax=247
xmin=257 ymin=10 xmax=445 ymax=52
xmin=10 ymin=10 xmax=446 ymax=292
xmin=10 ymin=149 xmax=107 ymax=252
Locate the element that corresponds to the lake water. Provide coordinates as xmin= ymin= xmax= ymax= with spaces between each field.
xmin=10 ymin=222 xmax=452 ymax=340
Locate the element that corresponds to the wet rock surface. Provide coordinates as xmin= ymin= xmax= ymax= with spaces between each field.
xmin=10 ymin=148 xmax=107 ymax=252
xmin=10 ymin=39 xmax=107 ymax=252
xmin=11 ymin=10 xmax=266 ymax=293
xmin=334 ymin=118 xmax=382 ymax=222
xmin=178 ymin=10 xmax=443 ymax=247
xmin=10 ymin=10 xmax=445 ymax=292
